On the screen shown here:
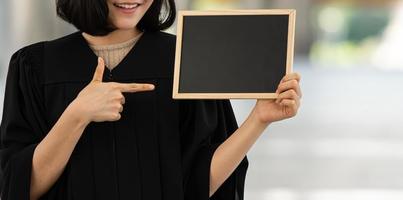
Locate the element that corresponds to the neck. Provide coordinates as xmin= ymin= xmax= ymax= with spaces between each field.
xmin=82 ymin=28 xmax=142 ymax=46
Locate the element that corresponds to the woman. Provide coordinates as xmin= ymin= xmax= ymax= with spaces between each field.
xmin=0 ymin=0 xmax=302 ymax=199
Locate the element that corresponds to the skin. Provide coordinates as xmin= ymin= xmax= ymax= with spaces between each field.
xmin=29 ymin=0 xmax=302 ymax=199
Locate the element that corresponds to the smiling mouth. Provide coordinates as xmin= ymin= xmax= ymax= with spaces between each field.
xmin=113 ymin=2 xmax=141 ymax=9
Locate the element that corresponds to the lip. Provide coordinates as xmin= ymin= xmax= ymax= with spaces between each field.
xmin=113 ymin=2 xmax=142 ymax=14
xmin=113 ymin=1 xmax=144 ymax=3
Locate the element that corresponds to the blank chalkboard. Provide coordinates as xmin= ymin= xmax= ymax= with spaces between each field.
xmin=173 ymin=9 xmax=296 ymax=99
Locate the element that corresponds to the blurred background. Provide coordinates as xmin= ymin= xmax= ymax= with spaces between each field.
xmin=1 ymin=0 xmax=403 ymax=199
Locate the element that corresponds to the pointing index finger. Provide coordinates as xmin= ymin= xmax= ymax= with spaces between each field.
xmin=117 ymin=83 xmax=155 ymax=93
xmin=92 ymin=57 xmax=105 ymax=82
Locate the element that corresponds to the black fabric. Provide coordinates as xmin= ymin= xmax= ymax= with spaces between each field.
xmin=0 ymin=31 xmax=249 ymax=200
xmin=0 ymin=42 xmax=49 ymax=200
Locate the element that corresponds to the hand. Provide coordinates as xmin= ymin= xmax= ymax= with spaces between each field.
xmin=69 ymin=57 xmax=155 ymax=124
xmin=251 ymin=72 xmax=302 ymax=124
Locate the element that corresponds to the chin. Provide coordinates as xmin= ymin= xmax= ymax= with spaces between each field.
xmin=113 ymin=22 xmax=139 ymax=30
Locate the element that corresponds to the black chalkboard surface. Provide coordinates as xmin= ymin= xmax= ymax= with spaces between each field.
xmin=173 ymin=9 xmax=296 ymax=99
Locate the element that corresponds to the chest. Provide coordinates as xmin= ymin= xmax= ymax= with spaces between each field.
xmin=42 ymin=77 xmax=178 ymax=129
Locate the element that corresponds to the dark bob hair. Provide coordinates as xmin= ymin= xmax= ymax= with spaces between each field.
xmin=56 ymin=0 xmax=176 ymax=36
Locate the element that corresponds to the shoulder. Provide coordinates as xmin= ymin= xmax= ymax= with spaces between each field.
xmin=6 ymin=31 xmax=76 ymax=85
xmin=157 ymin=31 xmax=176 ymax=44
xmin=147 ymin=31 xmax=176 ymax=43
xmin=3 ymin=42 xmax=47 ymax=101
xmin=11 ymin=41 xmax=45 ymax=63
xmin=9 ymin=41 xmax=46 ymax=79
xmin=11 ymin=30 xmax=79 ymax=61
xmin=44 ymin=31 xmax=82 ymax=52
xmin=140 ymin=31 xmax=177 ymax=78
xmin=9 ymin=31 xmax=80 ymax=73
xmin=145 ymin=31 xmax=176 ymax=52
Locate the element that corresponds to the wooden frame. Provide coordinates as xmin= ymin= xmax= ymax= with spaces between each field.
xmin=173 ymin=9 xmax=296 ymax=99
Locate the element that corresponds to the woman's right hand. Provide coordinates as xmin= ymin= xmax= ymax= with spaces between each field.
xmin=69 ymin=57 xmax=155 ymax=124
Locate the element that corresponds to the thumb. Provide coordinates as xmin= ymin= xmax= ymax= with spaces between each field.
xmin=92 ymin=57 xmax=105 ymax=82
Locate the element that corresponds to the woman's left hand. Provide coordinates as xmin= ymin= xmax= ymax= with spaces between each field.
xmin=252 ymin=72 xmax=302 ymax=124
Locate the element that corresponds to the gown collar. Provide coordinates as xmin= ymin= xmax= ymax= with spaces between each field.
xmin=76 ymin=31 xmax=147 ymax=81
xmin=44 ymin=30 xmax=171 ymax=85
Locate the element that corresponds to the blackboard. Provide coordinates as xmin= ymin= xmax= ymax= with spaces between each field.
xmin=173 ymin=9 xmax=296 ymax=99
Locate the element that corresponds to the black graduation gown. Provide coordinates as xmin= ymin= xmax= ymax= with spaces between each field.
xmin=0 ymin=30 xmax=249 ymax=200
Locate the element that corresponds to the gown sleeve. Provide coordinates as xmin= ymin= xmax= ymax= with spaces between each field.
xmin=180 ymin=99 xmax=249 ymax=200
xmin=0 ymin=43 xmax=49 ymax=200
